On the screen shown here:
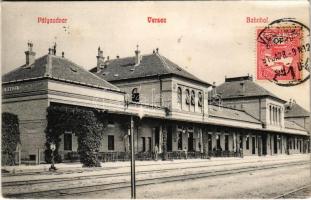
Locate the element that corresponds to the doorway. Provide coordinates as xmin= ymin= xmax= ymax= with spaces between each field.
xmin=155 ymin=127 xmax=160 ymax=147
xmin=274 ymin=135 xmax=278 ymax=154
xmin=252 ymin=137 xmax=256 ymax=154
xmin=188 ymin=132 xmax=194 ymax=152
xmin=225 ymin=135 xmax=229 ymax=151
xmin=262 ymin=134 xmax=267 ymax=155
xmin=258 ymin=136 xmax=262 ymax=156
xmin=167 ymin=126 xmax=172 ymax=152
xmin=216 ymin=135 xmax=221 ymax=150
xmin=208 ymin=134 xmax=212 ymax=152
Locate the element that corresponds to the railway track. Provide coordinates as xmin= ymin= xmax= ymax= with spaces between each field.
xmin=274 ymin=184 xmax=311 ymax=199
xmin=3 ymin=160 xmax=309 ymax=198
xmin=2 ymin=158 xmax=307 ymax=187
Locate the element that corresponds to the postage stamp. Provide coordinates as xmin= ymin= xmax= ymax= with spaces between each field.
xmin=257 ymin=18 xmax=310 ymax=86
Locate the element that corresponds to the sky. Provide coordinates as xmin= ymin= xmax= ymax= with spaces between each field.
xmin=2 ymin=1 xmax=310 ymax=110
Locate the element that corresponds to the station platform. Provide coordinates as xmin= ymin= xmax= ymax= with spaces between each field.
xmin=2 ymin=153 xmax=310 ymax=176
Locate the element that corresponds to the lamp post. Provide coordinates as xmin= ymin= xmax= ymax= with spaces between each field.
xmin=49 ymin=142 xmax=57 ymax=171
xmin=130 ymin=105 xmax=144 ymax=199
xmin=130 ymin=115 xmax=136 ymax=199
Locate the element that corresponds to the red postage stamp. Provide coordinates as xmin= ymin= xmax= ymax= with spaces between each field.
xmin=256 ymin=18 xmax=310 ymax=86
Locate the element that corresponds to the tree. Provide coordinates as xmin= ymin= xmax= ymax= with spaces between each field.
xmin=2 ymin=112 xmax=20 ymax=166
xmin=45 ymin=104 xmax=107 ymax=167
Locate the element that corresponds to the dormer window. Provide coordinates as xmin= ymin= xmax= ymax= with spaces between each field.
xmin=185 ymin=89 xmax=190 ymax=105
xmin=132 ymin=88 xmax=140 ymax=102
xmin=191 ymin=90 xmax=195 ymax=105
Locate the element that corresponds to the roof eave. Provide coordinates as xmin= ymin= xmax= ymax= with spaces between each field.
xmin=106 ymin=73 xmax=212 ymax=87
xmin=2 ymin=76 xmax=124 ymax=94
xmin=221 ymin=95 xmax=286 ymax=103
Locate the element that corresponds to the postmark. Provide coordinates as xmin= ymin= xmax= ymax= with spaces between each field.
xmin=256 ymin=18 xmax=310 ymax=86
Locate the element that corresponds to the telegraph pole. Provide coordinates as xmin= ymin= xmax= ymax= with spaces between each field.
xmin=130 ymin=115 xmax=136 ymax=199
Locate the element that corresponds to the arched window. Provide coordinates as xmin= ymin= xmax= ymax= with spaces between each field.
xmin=269 ymin=105 xmax=272 ymax=124
xmin=177 ymin=87 xmax=182 ymax=104
xmin=191 ymin=90 xmax=195 ymax=105
xmin=198 ymin=92 xmax=203 ymax=107
xmin=132 ymin=88 xmax=139 ymax=102
xmin=278 ymin=108 xmax=282 ymax=125
xmin=185 ymin=89 xmax=190 ymax=105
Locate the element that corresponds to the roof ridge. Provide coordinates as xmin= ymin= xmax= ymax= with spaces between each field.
xmin=107 ymin=53 xmax=156 ymax=63
xmin=155 ymin=53 xmax=172 ymax=72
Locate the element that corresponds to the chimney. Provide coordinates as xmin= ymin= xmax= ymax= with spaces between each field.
xmin=52 ymin=42 xmax=57 ymax=55
xmin=212 ymin=82 xmax=217 ymax=96
xmin=96 ymin=46 xmax=105 ymax=72
xmin=135 ymin=45 xmax=141 ymax=66
xmin=288 ymin=98 xmax=296 ymax=108
xmin=25 ymin=42 xmax=36 ymax=66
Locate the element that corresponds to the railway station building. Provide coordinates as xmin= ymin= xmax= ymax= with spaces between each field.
xmin=2 ymin=43 xmax=310 ymax=164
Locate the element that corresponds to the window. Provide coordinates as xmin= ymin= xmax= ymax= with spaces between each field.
xmin=198 ymin=92 xmax=203 ymax=107
xmin=64 ymin=133 xmax=72 ymax=151
xmin=177 ymin=87 xmax=182 ymax=105
xmin=269 ymin=105 xmax=272 ymax=124
xmin=191 ymin=90 xmax=195 ymax=105
xmin=246 ymin=136 xmax=250 ymax=150
xmin=185 ymin=89 xmax=190 ymax=105
xmin=132 ymin=88 xmax=139 ymax=102
xmin=108 ymin=135 xmax=114 ymax=151
xmin=225 ymin=135 xmax=229 ymax=151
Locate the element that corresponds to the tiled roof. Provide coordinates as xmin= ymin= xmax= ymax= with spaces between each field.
xmin=210 ymin=79 xmax=285 ymax=102
xmin=208 ymin=105 xmax=261 ymax=124
xmin=285 ymin=103 xmax=309 ymax=118
xmin=90 ymin=53 xmax=211 ymax=86
xmin=2 ymin=55 xmax=120 ymax=91
xmin=284 ymin=120 xmax=307 ymax=131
